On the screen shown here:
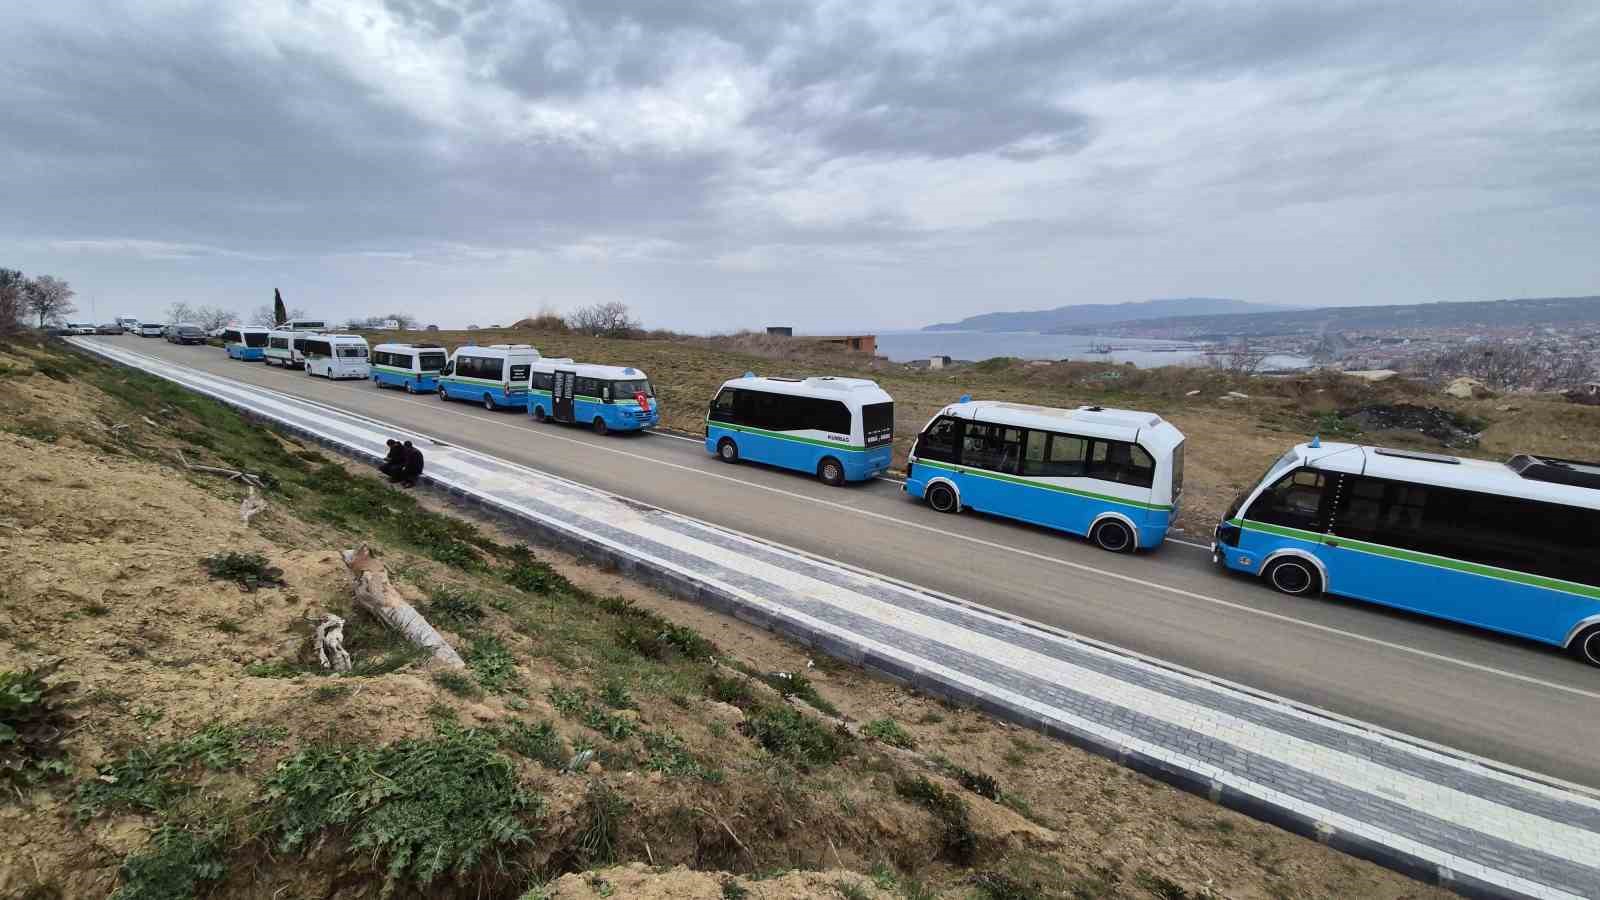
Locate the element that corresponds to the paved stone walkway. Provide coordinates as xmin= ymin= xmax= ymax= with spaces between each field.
xmin=74 ymin=338 xmax=1600 ymax=899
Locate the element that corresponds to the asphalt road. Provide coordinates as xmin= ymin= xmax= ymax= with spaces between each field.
xmin=86 ymin=335 xmax=1600 ymax=789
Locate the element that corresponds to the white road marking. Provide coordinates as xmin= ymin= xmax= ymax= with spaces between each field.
xmin=104 ymin=340 xmax=1600 ymax=701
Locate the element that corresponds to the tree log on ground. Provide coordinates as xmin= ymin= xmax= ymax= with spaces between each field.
xmin=340 ymin=544 xmax=465 ymax=669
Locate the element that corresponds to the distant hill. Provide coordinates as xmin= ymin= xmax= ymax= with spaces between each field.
xmin=923 ymin=298 xmax=1281 ymax=333
xmin=1083 ymin=295 xmax=1600 ymax=338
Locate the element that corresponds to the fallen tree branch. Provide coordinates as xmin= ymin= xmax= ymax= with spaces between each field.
xmin=174 ymin=449 xmax=267 ymax=489
xmin=340 ymin=544 xmax=465 ymax=669
xmin=316 ymin=615 xmax=352 ymax=673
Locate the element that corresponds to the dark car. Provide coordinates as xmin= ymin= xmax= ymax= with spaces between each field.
xmin=165 ymin=323 xmax=207 ymax=344
xmin=95 ymin=323 xmax=123 ymax=334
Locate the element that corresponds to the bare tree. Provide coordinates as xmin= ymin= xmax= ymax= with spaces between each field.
xmin=0 ymin=269 xmax=24 ymax=334
xmin=565 ymin=301 xmax=640 ymax=337
xmin=193 ymin=305 xmax=236 ymax=332
xmin=1424 ymin=340 xmax=1595 ymax=392
xmin=1209 ymin=339 xmax=1269 ymax=375
xmin=24 ymin=275 xmax=76 ymax=327
xmin=165 ymin=301 xmax=196 ymax=324
xmin=249 ymin=304 xmax=306 ymax=327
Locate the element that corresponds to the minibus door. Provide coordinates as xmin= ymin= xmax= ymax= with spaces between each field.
xmin=553 ymin=370 xmax=577 ymax=423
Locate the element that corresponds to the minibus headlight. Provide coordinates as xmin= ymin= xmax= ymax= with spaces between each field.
xmin=1215 ymin=523 xmax=1241 ymax=547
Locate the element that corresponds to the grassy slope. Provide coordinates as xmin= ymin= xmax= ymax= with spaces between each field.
xmin=1 ymin=336 xmax=1454 ymax=898
xmin=364 ymin=326 xmax=1600 ymax=535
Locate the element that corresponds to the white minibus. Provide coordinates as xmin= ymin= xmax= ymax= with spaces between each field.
xmin=438 ymin=344 xmax=540 ymax=410
xmin=300 ymin=334 xmax=371 ymax=379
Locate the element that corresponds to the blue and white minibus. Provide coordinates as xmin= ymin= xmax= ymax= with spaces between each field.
xmin=706 ymin=374 xmax=894 ymax=485
xmin=221 ymin=326 xmax=269 ymax=360
xmin=905 ymin=400 xmax=1185 ymax=552
xmin=371 ymin=343 xmax=448 ymax=393
xmin=528 ymin=361 xmax=660 ymax=434
xmin=300 ymin=334 xmax=370 ymax=379
xmin=1213 ymin=442 xmax=1600 ymax=665
xmin=437 ymin=344 xmax=540 ymax=410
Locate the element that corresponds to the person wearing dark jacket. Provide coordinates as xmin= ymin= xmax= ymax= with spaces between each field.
xmin=380 ymin=439 xmax=406 ymax=481
xmin=399 ymin=440 xmax=424 ymax=488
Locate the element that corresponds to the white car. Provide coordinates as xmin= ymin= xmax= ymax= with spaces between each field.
xmin=64 ymin=322 xmax=97 ymax=335
xmin=138 ymin=322 xmax=166 ymax=337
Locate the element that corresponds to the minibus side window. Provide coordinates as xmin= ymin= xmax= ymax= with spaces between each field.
xmin=915 ymin=416 xmax=962 ymax=463
xmin=1245 ymin=468 xmax=1329 ymax=532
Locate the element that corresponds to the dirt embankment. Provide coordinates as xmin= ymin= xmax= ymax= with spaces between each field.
xmin=1 ymin=337 xmax=1450 ymax=899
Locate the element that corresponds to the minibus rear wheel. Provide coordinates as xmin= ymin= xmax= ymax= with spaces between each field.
xmin=1571 ymin=625 xmax=1600 ymax=668
xmin=593 ymin=418 xmax=608 ymax=436
xmin=818 ymin=457 xmax=845 ymax=487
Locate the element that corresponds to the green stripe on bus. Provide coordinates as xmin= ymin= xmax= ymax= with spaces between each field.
xmin=441 ymin=375 xmax=523 ymax=389
xmin=913 ymin=459 xmax=1172 ymax=512
xmin=707 ymin=420 xmax=872 ymax=452
xmin=1234 ymin=518 xmax=1600 ymax=600
xmin=373 ymin=364 xmax=433 ymax=375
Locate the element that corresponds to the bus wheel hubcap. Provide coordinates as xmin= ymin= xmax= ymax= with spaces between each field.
xmin=1273 ymin=563 xmax=1311 ymax=594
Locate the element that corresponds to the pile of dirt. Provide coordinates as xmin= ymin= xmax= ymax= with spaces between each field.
xmin=1342 ymin=403 xmax=1483 ymax=448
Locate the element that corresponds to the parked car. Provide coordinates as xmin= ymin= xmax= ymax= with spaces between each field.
xmin=137 ymin=322 xmax=166 ymax=337
xmin=165 ymin=323 xmax=207 ymax=344
xmin=65 ymin=322 xmax=97 ymax=335
xmin=96 ymin=323 xmax=122 ymax=334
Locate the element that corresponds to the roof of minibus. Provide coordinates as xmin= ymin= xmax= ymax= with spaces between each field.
xmin=1296 ymin=441 xmax=1600 ymax=510
xmin=453 ymin=344 xmax=541 ymax=358
xmin=373 ymin=343 xmax=447 ymax=353
xmin=535 ymin=361 xmax=650 ymax=379
xmin=720 ymin=374 xmax=892 ymax=405
xmin=939 ymin=400 xmax=1183 ymax=447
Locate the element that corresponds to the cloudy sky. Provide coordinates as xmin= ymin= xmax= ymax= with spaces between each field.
xmin=3 ymin=1 xmax=1598 ymax=331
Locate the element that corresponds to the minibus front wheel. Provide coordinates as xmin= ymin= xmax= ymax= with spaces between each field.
xmin=593 ymin=418 xmax=608 ymax=436
xmin=1091 ymin=519 xmax=1135 ymax=553
xmin=483 ymin=394 xmax=497 ymax=411
xmin=438 ymin=386 xmax=449 ymax=402
xmin=926 ymin=482 xmax=959 ymax=513
xmin=716 ymin=438 xmax=739 ymax=463
xmin=1572 ymin=625 xmax=1600 ymax=668
xmin=532 ymin=405 xmax=547 ymax=423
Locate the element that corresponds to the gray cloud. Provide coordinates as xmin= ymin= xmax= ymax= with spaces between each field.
xmin=2 ymin=0 xmax=1597 ymax=331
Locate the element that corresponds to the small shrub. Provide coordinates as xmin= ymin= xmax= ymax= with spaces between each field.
xmin=613 ymin=622 xmax=664 ymax=660
xmin=862 ymin=718 xmax=916 ymax=749
xmin=703 ymin=671 xmax=754 ymax=707
xmin=970 ymin=870 xmax=1035 ymax=900
xmin=259 ymin=725 xmax=538 ymax=890
xmin=1134 ymin=871 xmax=1194 ymax=900
xmin=752 ymin=670 xmax=840 ymax=717
xmin=943 ymin=763 xmax=1001 ymax=801
xmin=201 ymin=552 xmax=284 ymax=592
xmin=423 ymin=589 xmax=485 ymax=630
xmin=496 ymin=720 xmax=567 ymax=770
xmin=76 ymin=724 xmax=280 ymax=820
xmin=111 ymin=822 xmax=227 ymax=900
xmin=504 ymin=560 xmax=568 ymax=595
xmin=721 ymin=879 xmax=750 ymax=900
xmin=465 ymin=636 xmax=519 ymax=693
xmin=432 ymin=669 xmax=480 ymax=698
xmin=547 ymin=686 xmax=588 ymax=716
xmin=567 ymin=779 xmax=625 ymax=868
xmin=12 ymin=418 xmax=60 ymax=442
xmin=740 ymin=705 xmax=851 ymax=769
xmin=83 ymin=603 xmax=112 ymax=617
xmin=895 ymin=775 xmax=977 ymax=866
xmin=0 ymin=660 xmax=76 ymax=793
xmin=312 ymin=683 xmax=350 ymax=703
xmin=598 ymin=679 xmax=634 ymax=710
xmin=243 ymin=661 xmax=303 ymax=679
xmin=642 ymin=730 xmax=723 ymax=782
